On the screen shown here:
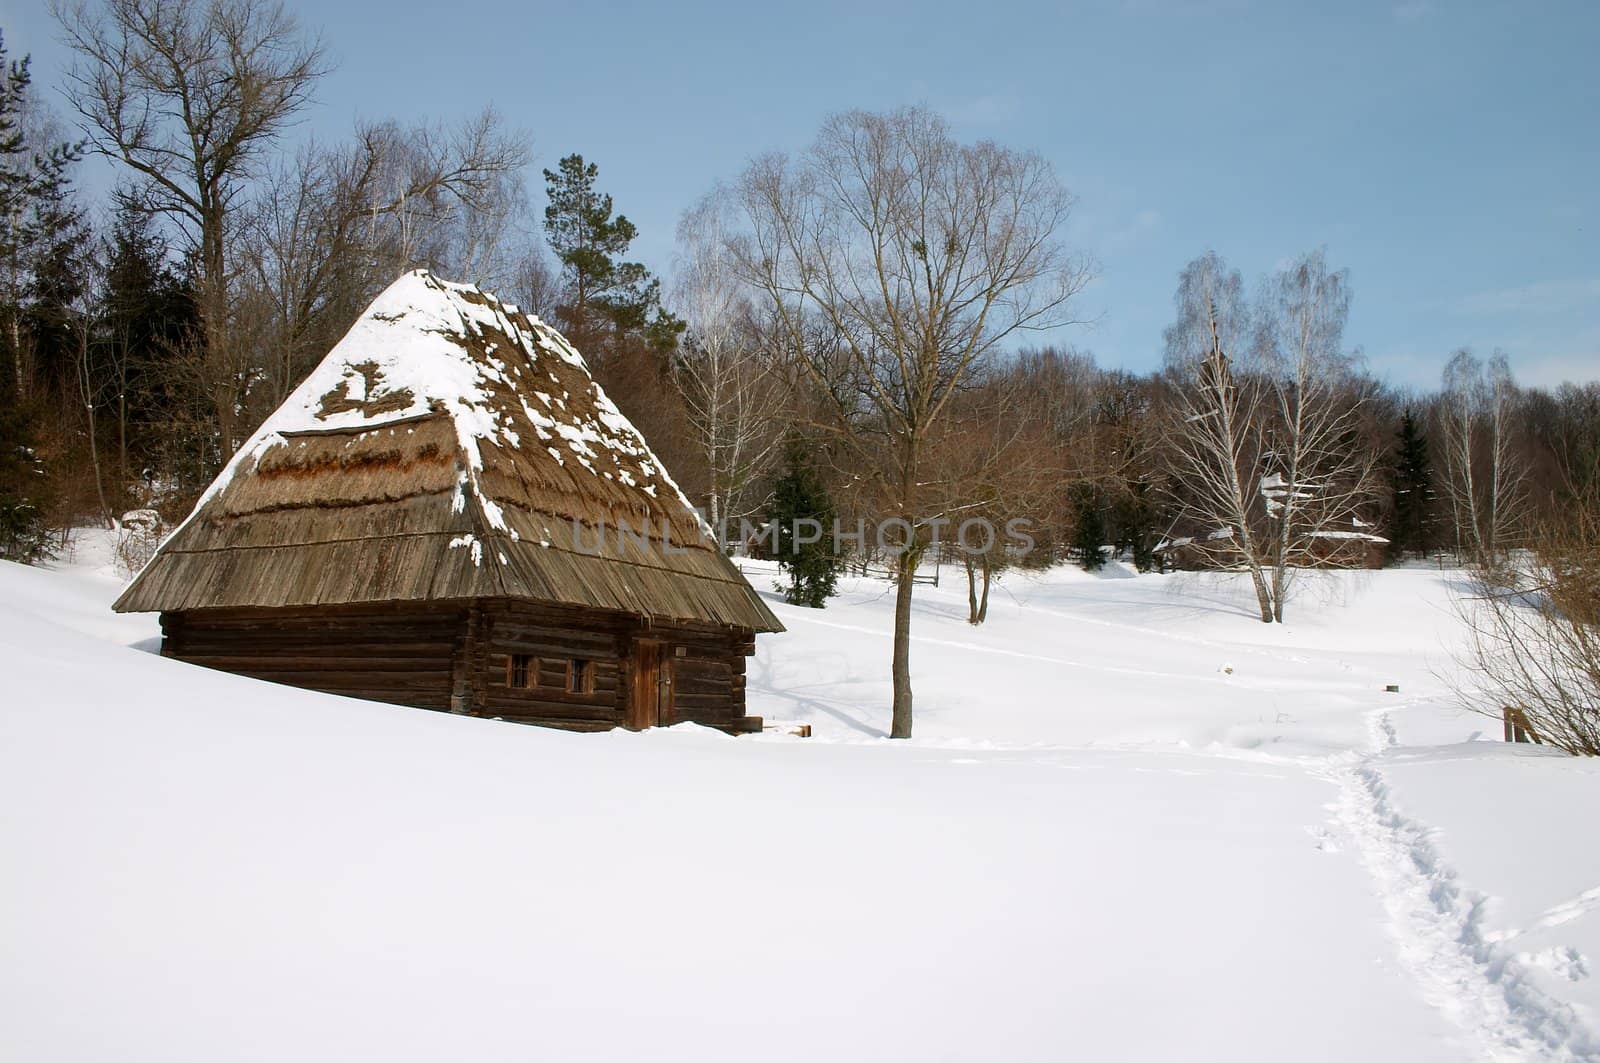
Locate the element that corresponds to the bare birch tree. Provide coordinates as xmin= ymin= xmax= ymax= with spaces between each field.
xmin=1439 ymin=348 xmax=1526 ymax=566
xmin=731 ymin=106 xmax=1091 ymax=737
xmin=1164 ymin=251 xmax=1383 ymax=623
xmin=1255 ymin=249 xmax=1384 ymax=620
xmin=1162 ymin=252 xmax=1276 ymax=621
xmin=670 ymin=191 xmax=785 ymax=536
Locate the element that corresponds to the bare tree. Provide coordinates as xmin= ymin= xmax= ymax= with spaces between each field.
xmin=353 ymin=110 xmax=534 ymax=288
xmin=54 ymin=0 xmax=329 ymax=458
xmin=66 ymin=232 xmax=113 ymax=526
xmin=1439 ymin=348 xmax=1526 ymax=566
xmin=1163 ymin=251 xmax=1383 ymax=623
xmin=1162 ymin=252 xmax=1276 ymax=621
xmin=239 ymin=110 xmax=531 ymax=406
xmin=1451 ymin=490 xmax=1600 ymax=755
xmin=510 ymin=246 xmax=562 ymax=323
xmin=670 ymin=191 xmax=786 ymax=536
xmin=731 ymin=106 xmax=1091 ymax=737
xmin=1255 ymin=249 xmax=1384 ymax=621
xmin=924 ymin=372 xmax=1055 ymax=624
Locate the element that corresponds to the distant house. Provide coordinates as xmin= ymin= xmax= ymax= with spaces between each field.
xmin=115 ymin=271 xmax=782 ymax=734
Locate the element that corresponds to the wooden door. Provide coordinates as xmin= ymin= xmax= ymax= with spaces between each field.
xmin=627 ymin=639 xmax=672 ymax=729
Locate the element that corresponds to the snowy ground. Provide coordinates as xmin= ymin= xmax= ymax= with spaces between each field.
xmin=3 ymin=537 xmax=1597 ymax=1061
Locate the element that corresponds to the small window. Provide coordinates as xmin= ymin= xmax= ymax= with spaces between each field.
xmin=567 ymin=659 xmax=594 ymax=694
xmin=508 ymin=653 xmax=535 ymax=689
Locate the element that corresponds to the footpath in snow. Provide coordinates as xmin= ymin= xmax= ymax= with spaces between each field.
xmin=1 ymin=539 xmax=1596 ymax=1061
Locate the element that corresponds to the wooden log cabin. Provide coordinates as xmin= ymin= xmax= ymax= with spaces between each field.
xmin=114 ymin=271 xmax=782 ymax=734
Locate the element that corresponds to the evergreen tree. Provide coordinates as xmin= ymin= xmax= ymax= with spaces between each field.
xmin=542 ymin=154 xmax=683 ymax=353
xmin=1071 ymin=485 xmax=1107 ymax=571
xmin=1387 ymin=407 xmax=1436 ymax=561
xmin=0 ymin=33 xmax=82 ymax=560
xmin=766 ymin=440 xmax=839 ymax=608
xmin=21 ymin=179 xmax=90 ymax=400
xmin=102 ymin=197 xmax=199 ymax=492
xmin=1113 ymin=478 xmax=1161 ymax=572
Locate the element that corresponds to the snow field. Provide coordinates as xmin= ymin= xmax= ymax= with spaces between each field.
xmin=2 ymin=540 xmax=1596 ymax=1060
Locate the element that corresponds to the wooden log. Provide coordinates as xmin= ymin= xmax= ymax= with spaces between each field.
xmin=480 ymin=698 xmax=620 ymax=722
xmin=486 ymin=717 xmax=617 ymax=733
xmin=174 ymin=654 xmax=452 ymax=672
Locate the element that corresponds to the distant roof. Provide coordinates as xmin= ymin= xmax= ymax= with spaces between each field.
xmin=114 ymin=271 xmax=781 ymax=633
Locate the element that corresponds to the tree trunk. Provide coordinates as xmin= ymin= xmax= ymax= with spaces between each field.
xmin=85 ymin=402 xmax=111 ymax=528
xmin=891 ymin=546 xmax=916 ymax=739
xmin=978 ymin=555 xmax=993 ymax=624
xmin=200 ymin=202 xmax=237 ymax=464
xmin=78 ymin=331 xmax=112 ymax=529
xmin=7 ymin=315 xmax=23 ymax=398
xmin=964 ymin=554 xmax=980 ymax=624
xmin=1248 ymin=563 xmax=1274 ymax=623
xmin=117 ymin=378 xmax=128 ymax=504
xmin=1270 ymin=528 xmax=1288 ymax=624
xmin=889 ymin=437 xmax=922 ymax=738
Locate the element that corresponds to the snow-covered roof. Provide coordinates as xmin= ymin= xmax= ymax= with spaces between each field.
xmin=115 ymin=271 xmax=781 ymax=632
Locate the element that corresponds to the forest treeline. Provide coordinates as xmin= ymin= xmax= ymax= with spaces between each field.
xmin=3 ymin=1 xmax=1597 ymax=607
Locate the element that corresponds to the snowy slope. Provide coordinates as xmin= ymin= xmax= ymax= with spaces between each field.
xmin=2 ymin=543 xmax=1597 ymax=1061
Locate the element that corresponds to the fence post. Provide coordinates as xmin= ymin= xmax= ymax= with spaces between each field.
xmin=1503 ymin=705 xmax=1542 ymax=744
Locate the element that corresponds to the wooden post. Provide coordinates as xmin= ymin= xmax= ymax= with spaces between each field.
xmin=1503 ymin=705 xmax=1542 ymax=745
xmin=449 ymin=602 xmax=485 ymax=715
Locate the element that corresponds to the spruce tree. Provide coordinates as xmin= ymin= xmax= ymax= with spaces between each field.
xmin=0 ymin=33 xmax=82 ymax=561
xmin=103 ymin=197 xmax=199 ymax=489
xmin=766 ymin=440 xmax=839 ymax=608
xmin=542 ymin=154 xmax=683 ymax=353
xmin=1388 ymin=408 xmax=1436 ymax=562
xmin=1114 ymin=478 xmax=1161 ymax=572
xmin=1071 ymin=485 xmax=1107 ymax=571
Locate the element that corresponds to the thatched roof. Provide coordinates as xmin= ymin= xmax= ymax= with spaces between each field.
xmin=115 ymin=271 xmax=782 ymax=633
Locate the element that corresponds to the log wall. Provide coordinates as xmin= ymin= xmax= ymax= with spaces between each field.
xmin=654 ymin=624 xmax=756 ymax=733
xmin=159 ymin=604 xmax=462 ymax=710
xmin=475 ymin=600 xmax=628 ymax=730
xmin=159 ymin=599 xmax=763 ymax=735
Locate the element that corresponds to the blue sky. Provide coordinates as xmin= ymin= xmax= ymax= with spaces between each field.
xmin=9 ymin=0 xmax=1597 ymax=388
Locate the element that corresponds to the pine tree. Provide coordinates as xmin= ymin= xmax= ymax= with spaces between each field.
xmin=542 ymin=154 xmax=683 ymax=354
xmin=766 ymin=440 xmax=839 ymax=608
xmin=1388 ymin=407 xmax=1436 ymax=562
xmin=1071 ymin=485 xmax=1107 ymax=571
